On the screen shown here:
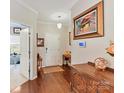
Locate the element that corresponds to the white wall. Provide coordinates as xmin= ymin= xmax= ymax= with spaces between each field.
xmin=10 ymin=0 xmax=38 ymax=79
xmin=37 ymin=22 xmax=69 ymax=67
xmin=70 ymin=0 xmax=114 ymax=68
xmin=10 ymin=35 xmax=20 ymax=54
xmin=10 ymin=35 xmax=20 ymax=44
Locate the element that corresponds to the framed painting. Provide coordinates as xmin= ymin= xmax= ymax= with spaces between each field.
xmin=37 ymin=38 xmax=44 ymax=47
xmin=73 ymin=1 xmax=104 ymax=39
xmin=13 ymin=27 xmax=21 ymax=34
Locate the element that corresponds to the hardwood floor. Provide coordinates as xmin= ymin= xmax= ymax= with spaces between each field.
xmin=11 ymin=68 xmax=73 ymax=93
xmin=43 ymin=66 xmax=64 ymax=74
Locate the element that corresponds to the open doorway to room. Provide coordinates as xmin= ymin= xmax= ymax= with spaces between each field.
xmin=10 ymin=22 xmax=31 ymax=91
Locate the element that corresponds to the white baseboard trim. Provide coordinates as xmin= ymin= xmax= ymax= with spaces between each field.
xmin=42 ymin=64 xmax=62 ymax=67
xmin=30 ymin=75 xmax=37 ymax=80
xmin=59 ymin=64 xmax=63 ymax=66
xmin=42 ymin=65 xmax=46 ymax=67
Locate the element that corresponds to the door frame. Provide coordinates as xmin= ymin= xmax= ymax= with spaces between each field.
xmin=21 ymin=27 xmax=31 ymax=80
xmin=44 ymin=34 xmax=60 ymax=67
xmin=11 ymin=20 xmax=32 ymax=80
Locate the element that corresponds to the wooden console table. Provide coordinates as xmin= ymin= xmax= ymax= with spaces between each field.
xmin=63 ymin=63 xmax=114 ymax=93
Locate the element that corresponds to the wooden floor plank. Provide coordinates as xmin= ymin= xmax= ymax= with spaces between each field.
xmin=11 ymin=70 xmax=73 ymax=93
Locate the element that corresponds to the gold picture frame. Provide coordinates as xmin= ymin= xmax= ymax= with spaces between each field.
xmin=73 ymin=1 xmax=104 ymax=39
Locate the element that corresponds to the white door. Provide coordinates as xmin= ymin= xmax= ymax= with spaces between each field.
xmin=45 ymin=34 xmax=60 ymax=66
xmin=20 ymin=28 xmax=29 ymax=79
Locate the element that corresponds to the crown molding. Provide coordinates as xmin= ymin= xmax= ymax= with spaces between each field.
xmin=16 ymin=0 xmax=39 ymax=15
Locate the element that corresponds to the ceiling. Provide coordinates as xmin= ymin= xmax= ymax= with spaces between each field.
xmin=18 ymin=0 xmax=79 ymax=24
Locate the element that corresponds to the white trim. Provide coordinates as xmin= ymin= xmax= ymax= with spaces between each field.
xmin=42 ymin=64 xmax=63 ymax=68
xmin=30 ymin=75 xmax=37 ymax=80
xmin=42 ymin=65 xmax=46 ymax=67
xmin=59 ymin=63 xmax=63 ymax=66
xmin=29 ymin=27 xmax=34 ymax=80
xmin=15 ymin=0 xmax=39 ymax=15
xmin=10 ymin=20 xmax=35 ymax=82
xmin=70 ymin=0 xmax=79 ymax=9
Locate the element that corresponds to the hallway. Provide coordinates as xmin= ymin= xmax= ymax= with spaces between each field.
xmin=9 ymin=0 xmax=114 ymax=93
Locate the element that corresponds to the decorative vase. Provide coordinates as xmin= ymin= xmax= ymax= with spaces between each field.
xmin=94 ymin=57 xmax=108 ymax=71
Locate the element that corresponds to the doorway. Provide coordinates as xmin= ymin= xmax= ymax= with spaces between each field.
xmin=44 ymin=34 xmax=60 ymax=67
xmin=10 ymin=22 xmax=30 ymax=91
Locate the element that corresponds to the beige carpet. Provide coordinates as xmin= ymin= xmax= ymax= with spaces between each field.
xmin=43 ymin=66 xmax=64 ymax=74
